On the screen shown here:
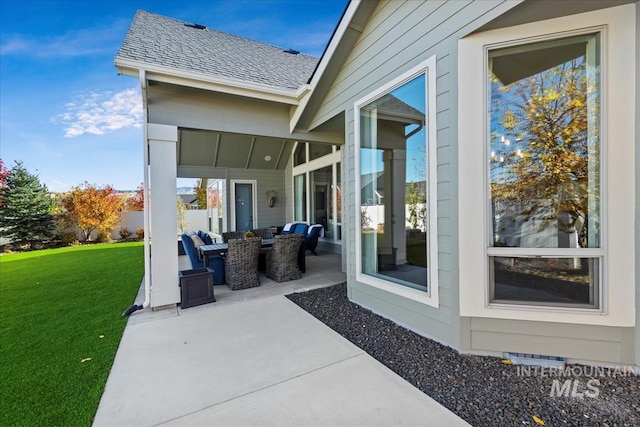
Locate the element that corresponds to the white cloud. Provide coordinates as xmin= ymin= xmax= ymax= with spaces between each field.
xmin=52 ymin=88 xmax=142 ymax=138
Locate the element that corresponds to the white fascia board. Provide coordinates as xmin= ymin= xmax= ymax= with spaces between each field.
xmin=289 ymin=0 xmax=361 ymax=132
xmin=289 ymin=87 xmax=313 ymax=133
xmin=115 ymin=57 xmax=304 ymax=105
xmin=294 ymin=84 xmax=312 ymax=99
xmin=307 ymin=0 xmax=360 ymax=90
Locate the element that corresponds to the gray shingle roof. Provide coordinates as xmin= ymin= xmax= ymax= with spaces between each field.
xmin=117 ymin=10 xmax=320 ymax=91
xmin=365 ymin=94 xmax=424 ymax=124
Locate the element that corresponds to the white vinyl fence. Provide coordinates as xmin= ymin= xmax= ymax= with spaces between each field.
xmin=361 ymin=204 xmax=428 ymax=232
xmin=58 ymin=209 xmax=209 ymax=241
xmin=113 ymin=209 xmax=209 ymax=240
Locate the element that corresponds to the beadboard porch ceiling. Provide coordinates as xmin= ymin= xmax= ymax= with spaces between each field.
xmin=178 ymin=128 xmax=295 ymax=170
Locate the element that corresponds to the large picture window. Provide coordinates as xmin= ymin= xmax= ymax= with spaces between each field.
xmin=355 ymin=57 xmax=438 ymax=304
xmin=291 ymin=143 xmax=342 ymax=243
xmin=487 ymin=33 xmax=602 ymax=308
xmin=458 ymin=5 xmax=635 ymax=325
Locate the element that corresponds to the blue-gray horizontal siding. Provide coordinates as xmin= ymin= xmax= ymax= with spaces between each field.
xmin=323 ymin=0 xmax=639 ymax=365
xmin=323 ymin=0 xmax=511 ymax=348
xmin=467 ymin=317 xmax=636 ymax=365
xmin=227 ymin=169 xmax=286 ymax=229
xmin=311 ymin=0 xmax=516 ymax=348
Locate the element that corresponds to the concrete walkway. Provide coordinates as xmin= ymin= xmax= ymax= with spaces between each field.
xmin=94 ymin=254 xmax=469 ymax=426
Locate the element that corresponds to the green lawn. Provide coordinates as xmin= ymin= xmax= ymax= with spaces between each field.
xmin=0 ymin=242 xmax=144 ymax=427
xmin=364 ymin=231 xmax=428 ymax=267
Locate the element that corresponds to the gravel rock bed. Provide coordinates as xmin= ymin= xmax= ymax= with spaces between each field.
xmin=286 ymin=283 xmax=639 ymax=427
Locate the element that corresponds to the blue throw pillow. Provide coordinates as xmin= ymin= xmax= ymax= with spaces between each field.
xmin=198 ymin=230 xmax=213 ymax=245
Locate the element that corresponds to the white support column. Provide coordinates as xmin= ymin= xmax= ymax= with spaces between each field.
xmin=148 ymin=123 xmax=179 ymax=309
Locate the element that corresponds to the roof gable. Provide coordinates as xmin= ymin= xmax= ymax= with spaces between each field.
xmin=116 ymin=10 xmax=319 ymax=91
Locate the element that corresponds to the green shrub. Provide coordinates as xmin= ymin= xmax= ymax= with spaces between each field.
xmin=58 ymin=232 xmax=78 ymax=246
xmin=118 ymin=227 xmax=132 ymax=240
xmin=95 ymin=230 xmax=111 ymax=243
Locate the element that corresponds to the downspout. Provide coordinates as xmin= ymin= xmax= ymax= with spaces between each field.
xmin=406 ymin=121 xmax=424 ymax=140
xmin=123 ymin=69 xmax=150 ymax=316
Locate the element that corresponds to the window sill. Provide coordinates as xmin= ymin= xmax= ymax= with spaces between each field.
xmin=356 ymin=272 xmax=439 ymax=308
xmin=487 ymin=301 xmax=603 ymax=315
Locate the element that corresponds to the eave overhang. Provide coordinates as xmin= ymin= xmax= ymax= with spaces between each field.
xmin=289 ymin=0 xmax=367 ymax=133
xmin=115 ymin=57 xmax=310 ymax=106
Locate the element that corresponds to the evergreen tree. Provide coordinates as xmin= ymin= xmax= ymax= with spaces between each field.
xmin=0 ymin=161 xmax=56 ymax=247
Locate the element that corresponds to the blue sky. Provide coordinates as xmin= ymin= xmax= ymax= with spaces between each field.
xmin=0 ymin=0 xmax=347 ymax=192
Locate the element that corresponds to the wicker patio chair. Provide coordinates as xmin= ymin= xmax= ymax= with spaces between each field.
xmin=250 ymin=228 xmax=273 ymax=239
xmin=222 ymin=231 xmax=244 ymax=243
xmin=225 ymin=237 xmax=261 ymax=290
xmin=249 ymin=228 xmax=272 ymax=271
xmin=265 ymin=233 xmax=303 ymax=283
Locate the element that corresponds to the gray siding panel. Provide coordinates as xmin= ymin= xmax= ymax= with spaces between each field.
xmin=177 ymin=166 xmax=287 ymax=229
xmin=311 ymin=0 xmax=507 ymax=129
xmin=148 ymin=83 xmax=340 ymax=145
xmin=227 ymin=168 xmax=285 ymax=228
xmin=312 ymin=0 xmax=512 ymax=348
xmin=319 ymin=0 xmax=639 ymax=366
xmin=472 ymin=318 xmax=623 ymax=341
xmin=351 ymin=283 xmax=454 ymax=344
xmin=468 ymin=318 xmax=636 ymax=365
xmin=339 ymin=1 xmax=460 ymax=347
xmin=471 ymin=331 xmax=624 ymax=364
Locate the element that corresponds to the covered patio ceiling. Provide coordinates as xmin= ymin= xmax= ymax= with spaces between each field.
xmin=178 ymin=129 xmax=295 ymax=170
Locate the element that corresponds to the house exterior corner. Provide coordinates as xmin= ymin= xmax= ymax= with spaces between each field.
xmin=115 ymin=0 xmax=640 ymax=367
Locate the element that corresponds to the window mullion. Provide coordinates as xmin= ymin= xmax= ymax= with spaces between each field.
xmin=487 ymin=247 xmax=604 ymax=257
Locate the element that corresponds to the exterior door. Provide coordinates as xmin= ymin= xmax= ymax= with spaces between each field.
xmin=232 ymin=181 xmax=255 ymax=231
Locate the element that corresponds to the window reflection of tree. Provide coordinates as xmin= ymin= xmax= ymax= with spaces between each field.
xmin=489 ymin=36 xmax=600 ymax=250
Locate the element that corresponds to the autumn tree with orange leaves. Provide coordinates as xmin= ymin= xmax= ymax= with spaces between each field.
xmin=195 ymin=187 xmax=207 ymax=209
xmin=126 ymin=183 xmax=145 ymax=211
xmin=489 ymin=55 xmax=598 ymax=248
xmin=59 ymin=182 xmax=123 ymax=241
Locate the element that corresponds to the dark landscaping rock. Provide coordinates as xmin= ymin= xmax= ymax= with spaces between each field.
xmin=287 ymin=283 xmax=640 ymax=427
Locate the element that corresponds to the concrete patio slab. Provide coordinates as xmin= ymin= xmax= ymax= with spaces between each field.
xmin=163 ymin=352 xmax=467 ymax=426
xmin=127 ymin=252 xmax=347 ymax=326
xmin=94 ymin=252 xmax=469 ymax=426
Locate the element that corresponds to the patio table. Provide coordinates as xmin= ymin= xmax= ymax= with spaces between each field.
xmin=199 ymin=239 xmax=274 ymax=267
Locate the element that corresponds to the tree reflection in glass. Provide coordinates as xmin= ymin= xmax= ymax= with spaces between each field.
xmin=488 ymin=33 xmax=601 ymax=307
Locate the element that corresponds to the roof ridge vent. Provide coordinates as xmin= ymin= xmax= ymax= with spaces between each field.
xmin=283 ymin=48 xmax=300 ymax=55
xmin=184 ymin=23 xmax=206 ymax=30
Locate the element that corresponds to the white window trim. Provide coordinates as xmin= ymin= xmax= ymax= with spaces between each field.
xmin=354 ymin=55 xmax=439 ymax=308
xmin=291 ymin=144 xmax=342 ymax=243
xmin=458 ymin=4 xmax=636 ymax=326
